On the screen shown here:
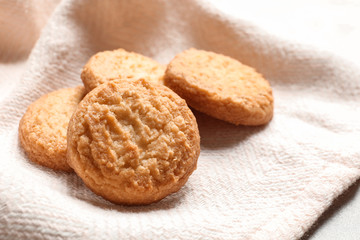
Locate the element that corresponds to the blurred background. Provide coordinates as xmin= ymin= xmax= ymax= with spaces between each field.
xmin=0 ymin=1 xmax=359 ymax=239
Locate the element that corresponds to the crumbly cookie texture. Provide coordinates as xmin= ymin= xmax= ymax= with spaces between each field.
xmin=81 ymin=48 xmax=165 ymax=93
xmin=19 ymin=86 xmax=86 ymax=171
xmin=67 ymin=78 xmax=200 ymax=205
xmin=164 ymin=48 xmax=274 ymax=126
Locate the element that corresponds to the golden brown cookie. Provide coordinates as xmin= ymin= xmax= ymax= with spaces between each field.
xmin=164 ymin=48 xmax=274 ymax=126
xmin=67 ymin=78 xmax=200 ymax=205
xmin=81 ymin=48 xmax=165 ymax=93
xmin=19 ymin=86 xmax=86 ymax=171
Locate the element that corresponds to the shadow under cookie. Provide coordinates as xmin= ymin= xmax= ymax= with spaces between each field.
xmin=61 ymin=173 xmax=188 ymax=212
xmin=193 ymin=110 xmax=269 ymax=150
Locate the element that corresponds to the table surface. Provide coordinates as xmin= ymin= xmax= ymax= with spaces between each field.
xmin=303 ymin=180 xmax=360 ymax=240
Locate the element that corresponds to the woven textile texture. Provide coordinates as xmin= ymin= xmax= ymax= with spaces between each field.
xmin=0 ymin=0 xmax=360 ymax=239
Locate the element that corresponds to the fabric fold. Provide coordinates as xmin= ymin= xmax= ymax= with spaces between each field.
xmin=1 ymin=0 xmax=359 ymax=239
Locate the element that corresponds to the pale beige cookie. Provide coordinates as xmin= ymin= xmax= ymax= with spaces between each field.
xmin=19 ymin=86 xmax=86 ymax=171
xmin=164 ymin=48 xmax=274 ymax=126
xmin=81 ymin=48 xmax=165 ymax=92
xmin=67 ymin=78 xmax=200 ymax=205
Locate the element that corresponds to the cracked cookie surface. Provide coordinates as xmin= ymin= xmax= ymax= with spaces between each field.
xmin=81 ymin=48 xmax=165 ymax=93
xmin=19 ymin=86 xmax=86 ymax=171
xmin=165 ymin=48 xmax=274 ymax=126
xmin=67 ymin=79 xmax=200 ymax=205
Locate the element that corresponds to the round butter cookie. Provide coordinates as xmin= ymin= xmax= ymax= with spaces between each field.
xmin=67 ymin=78 xmax=200 ymax=205
xmin=164 ymin=48 xmax=274 ymax=126
xmin=19 ymin=86 xmax=86 ymax=171
xmin=81 ymin=48 xmax=165 ymax=92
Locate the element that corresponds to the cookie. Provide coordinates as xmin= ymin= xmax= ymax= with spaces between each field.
xmin=164 ymin=48 xmax=274 ymax=126
xmin=81 ymin=48 xmax=165 ymax=92
xmin=67 ymin=78 xmax=200 ymax=205
xmin=19 ymin=86 xmax=86 ymax=171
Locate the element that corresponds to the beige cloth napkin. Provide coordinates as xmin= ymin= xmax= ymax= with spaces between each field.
xmin=1 ymin=0 xmax=360 ymax=239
